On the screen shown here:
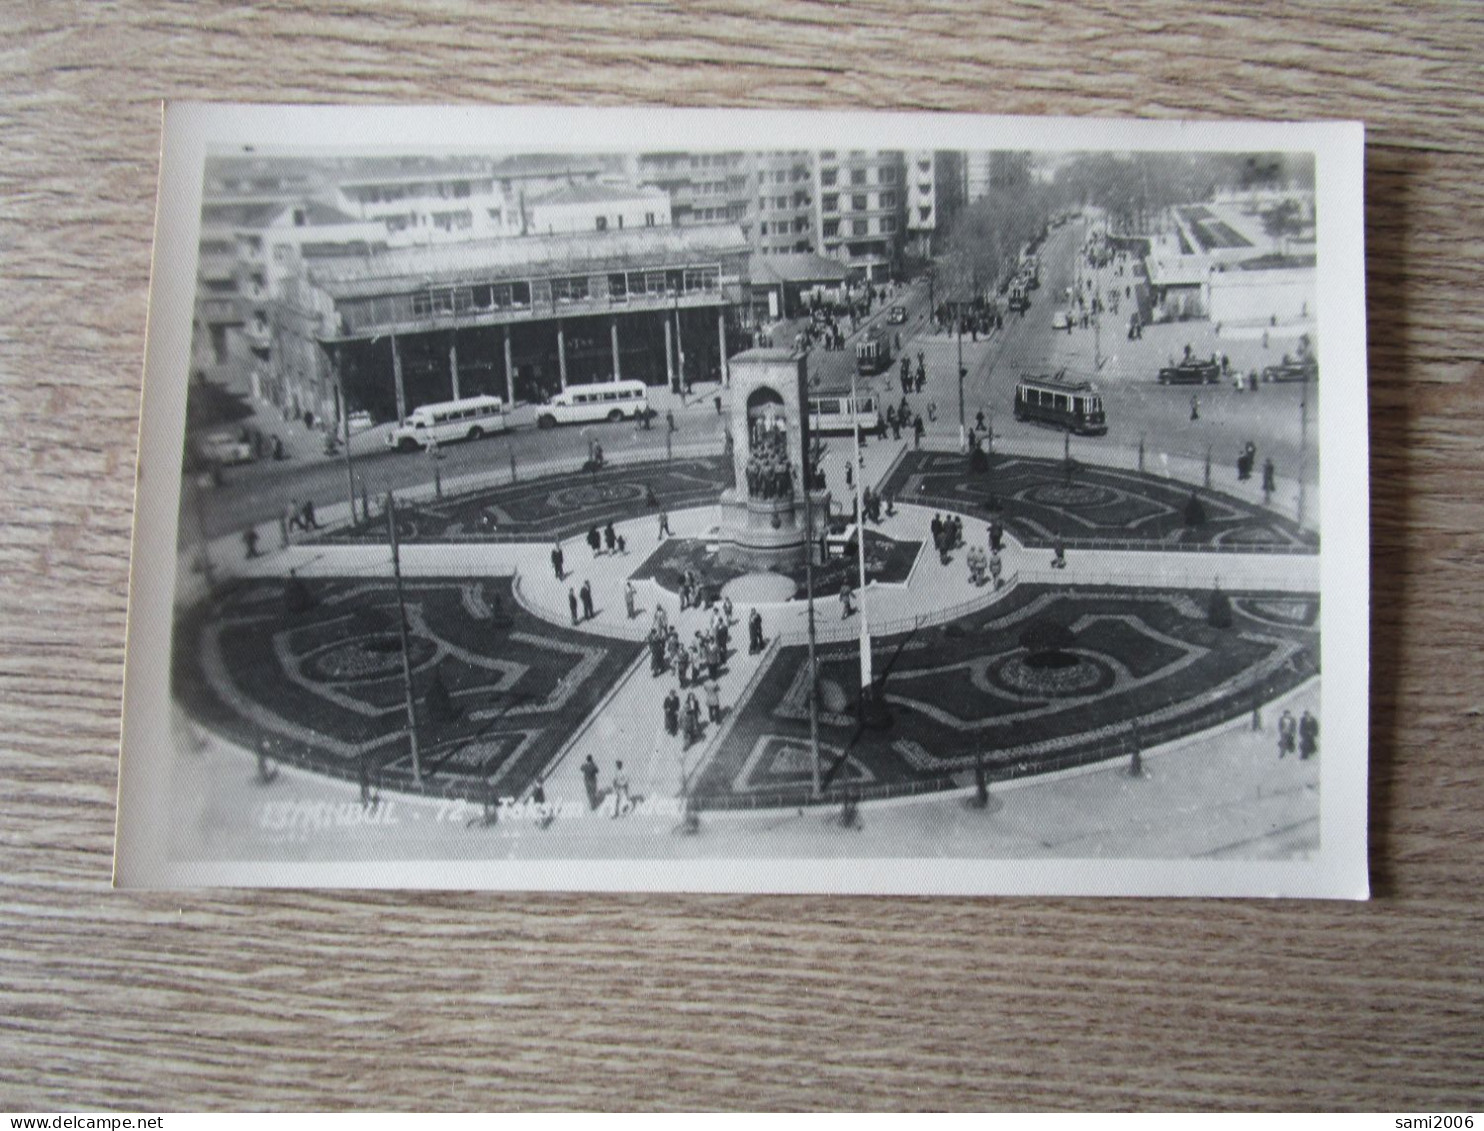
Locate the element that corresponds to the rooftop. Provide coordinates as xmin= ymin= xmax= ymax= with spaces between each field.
xmin=530 ymin=181 xmax=669 ymax=207
xmin=308 ymin=223 xmax=751 ymax=299
xmin=751 ymin=253 xmax=849 ymax=286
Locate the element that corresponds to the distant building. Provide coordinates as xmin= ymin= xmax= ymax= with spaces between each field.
xmin=813 ymin=150 xmax=905 ymax=282
xmin=525 ymin=181 xmax=672 ymax=235
xmin=905 ymin=151 xmax=964 ymax=258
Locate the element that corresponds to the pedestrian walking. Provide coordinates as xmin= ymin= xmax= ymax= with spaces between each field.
xmin=989 ymin=549 xmax=1003 ymax=590
xmin=568 ymin=587 xmax=580 ymax=626
xmin=664 ymin=688 xmax=681 ymax=736
xmin=749 ymin=608 xmax=764 ymax=654
xmin=611 ymin=762 xmax=630 ymax=817
xmin=667 ymin=410 xmax=677 ymax=433
xmin=624 ymin=579 xmax=637 ymax=619
xmin=683 ymin=692 xmax=703 ymax=748
xmin=580 ymin=580 xmax=594 ymax=621
xmin=581 ymin=754 xmax=600 ymax=810
xmin=604 ymin=523 xmax=617 ymax=554
xmin=551 ymin=541 xmax=565 ymax=580
xmin=913 ymin=416 xmax=925 ymax=448
xmin=1278 ymin=710 xmax=1297 ymax=757
xmin=676 ymin=645 xmax=691 ymax=687
xmin=840 ymin=578 xmax=855 ymax=619
xmin=242 ymin=526 xmax=260 ymax=559
xmin=658 ymin=510 xmax=672 ymax=540
xmin=587 ymin=526 xmax=602 ymax=556
xmin=1299 ymin=710 xmax=1320 ymax=759
xmin=1190 ymin=394 xmax=1200 ymax=422
xmin=705 ymin=678 xmax=722 ymax=724
xmin=301 ymin=499 xmax=319 ymax=530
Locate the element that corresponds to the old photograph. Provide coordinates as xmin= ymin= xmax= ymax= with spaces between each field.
xmin=115 ymin=106 xmax=1368 ymax=895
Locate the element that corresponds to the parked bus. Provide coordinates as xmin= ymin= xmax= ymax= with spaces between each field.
xmin=1013 ymin=373 xmax=1107 ymax=435
xmin=807 ymin=389 xmax=879 ymax=434
xmin=387 ymin=394 xmax=506 ymax=452
xmin=535 ymin=379 xmax=651 ymax=429
xmin=854 ymin=327 xmax=893 ymax=376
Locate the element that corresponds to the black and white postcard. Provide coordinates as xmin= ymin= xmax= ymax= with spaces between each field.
xmin=115 ymin=105 xmax=1368 ymax=895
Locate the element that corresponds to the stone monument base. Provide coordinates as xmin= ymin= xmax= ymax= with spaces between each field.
xmin=714 ymin=487 xmax=831 ymax=570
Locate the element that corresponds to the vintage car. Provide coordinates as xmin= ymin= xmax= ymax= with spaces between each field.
xmin=194 ymin=430 xmax=255 ymax=467
xmin=1051 ymin=310 xmax=1073 ymax=331
xmin=1261 ymin=356 xmax=1319 ymax=383
xmin=886 ymin=305 xmax=908 ymax=325
xmin=1156 ymin=358 xmax=1222 ymax=385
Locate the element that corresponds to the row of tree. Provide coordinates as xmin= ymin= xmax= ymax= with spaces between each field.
xmin=936 ymin=150 xmax=1318 ymax=297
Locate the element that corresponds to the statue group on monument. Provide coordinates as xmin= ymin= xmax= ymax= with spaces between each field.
xmin=745 ymin=418 xmax=795 ymax=502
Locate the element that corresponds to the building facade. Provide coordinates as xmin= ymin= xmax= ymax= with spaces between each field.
xmin=813 ymin=150 xmax=906 ymax=281
xmin=307 ymin=224 xmax=754 ymax=423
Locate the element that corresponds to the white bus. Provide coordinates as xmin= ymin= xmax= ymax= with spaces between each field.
xmin=387 ymin=394 xmax=506 ymax=452
xmin=807 ymin=390 xmax=879 ymax=434
xmin=535 ymin=379 xmax=651 ymax=429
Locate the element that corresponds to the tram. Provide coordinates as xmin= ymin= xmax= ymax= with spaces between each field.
xmin=854 ymin=327 xmax=893 ymax=376
xmin=1012 ymin=372 xmax=1107 ymax=435
xmin=807 ymin=389 xmax=880 ymax=434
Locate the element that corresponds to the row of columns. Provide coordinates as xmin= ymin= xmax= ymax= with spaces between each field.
xmin=385 ymin=309 xmax=733 ymax=425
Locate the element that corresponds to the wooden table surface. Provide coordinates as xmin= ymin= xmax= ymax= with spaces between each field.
xmin=4 ymin=0 xmax=1482 ymax=1111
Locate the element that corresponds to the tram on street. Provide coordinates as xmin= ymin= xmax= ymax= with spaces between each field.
xmin=807 ymin=388 xmax=880 ymax=434
xmin=1013 ymin=372 xmax=1108 ymax=435
xmin=854 ymin=327 xmax=893 ymax=376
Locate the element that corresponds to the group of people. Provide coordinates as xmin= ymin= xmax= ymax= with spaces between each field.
xmin=1277 ymin=709 xmax=1320 ymax=759
xmin=578 ymin=754 xmax=634 ymax=817
xmin=930 ymin=512 xmax=965 ymax=562
xmin=567 ymin=580 xmax=595 ymax=625
xmin=966 ymin=544 xmax=1004 ymax=588
xmin=586 ymin=522 xmax=626 ymax=558
xmin=898 ymin=354 xmax=928 ymax=395
xmin=676 ymin=567 xmax=714 ymax=611
xmin=663 ymin=682 xmax=719 ymax=749
xmin=647 ymin=601 xmax=731 ymax=687
xmin=883 ymin=400 xmax=926 ymax=446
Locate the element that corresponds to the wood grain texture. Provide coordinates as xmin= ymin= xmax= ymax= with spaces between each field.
xmin=3 ymin=0 xmax=1483 ymax=1111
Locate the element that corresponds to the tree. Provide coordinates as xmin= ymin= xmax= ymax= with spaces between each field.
xmin=1208 ymin=586 xmax=1234 ymax=629
xmin=425 ymin=664 xmax=459 ymax=725
xmin=1019 ymin=619 xmax=1076 ymax=665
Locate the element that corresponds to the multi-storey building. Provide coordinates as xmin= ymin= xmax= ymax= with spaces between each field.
xmin=813 ymin=150 xmax=906 ymax=281
xmin=905 ymin=151 xmax=964 ymax=259
xmin=749 ymin=151 xmax=816 ymax=257
xmin=630 ymin=152 xmax=751 ymax=227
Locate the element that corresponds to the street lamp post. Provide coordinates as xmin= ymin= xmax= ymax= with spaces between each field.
xmin=849 ymin=364 xmax=873 ymax=700
xmin=385 ymin=492 xmax=422 ymax=787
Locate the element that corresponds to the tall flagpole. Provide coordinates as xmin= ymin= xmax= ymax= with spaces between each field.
xmin=850 ymin=364 xmax=872 ymax=698
xmin=801 ymin=393 xmax=822 ymax=801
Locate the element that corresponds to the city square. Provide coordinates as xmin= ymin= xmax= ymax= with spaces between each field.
xmin=165 ymin=141 xmax=1327 ymax=866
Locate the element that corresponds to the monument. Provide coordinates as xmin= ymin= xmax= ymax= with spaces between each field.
xmin=716 ymin=349 xmax=830 ymax=576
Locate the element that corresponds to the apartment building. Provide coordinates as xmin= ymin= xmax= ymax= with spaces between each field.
xmin=813 ymin=150 xmax=906 ymax=282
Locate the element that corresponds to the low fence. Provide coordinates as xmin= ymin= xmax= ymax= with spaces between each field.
xmin=692 ymin=662 xmax=1320 ymax=816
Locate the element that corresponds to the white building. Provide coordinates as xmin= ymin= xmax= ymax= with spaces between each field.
xmin=524 ymin=182 xmax=673 ymax=235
